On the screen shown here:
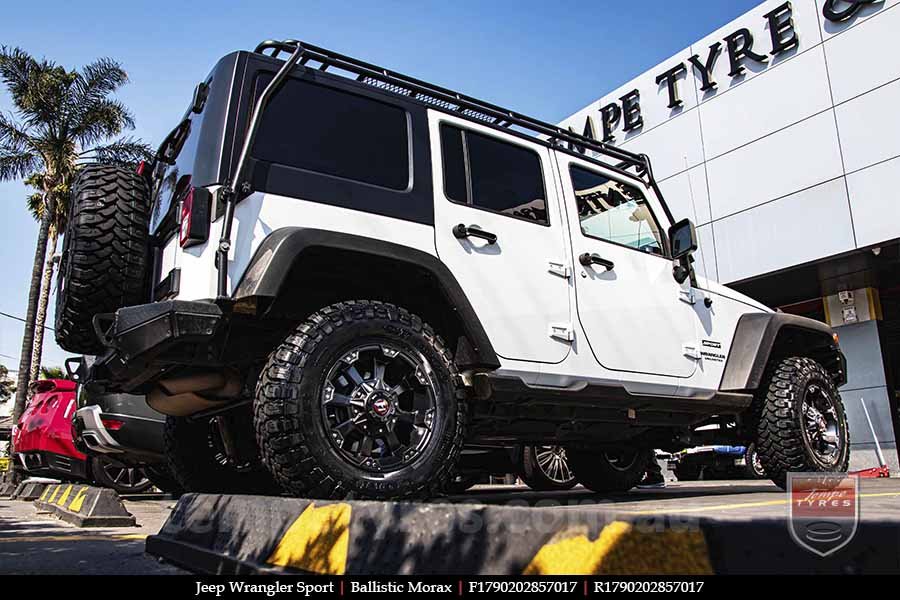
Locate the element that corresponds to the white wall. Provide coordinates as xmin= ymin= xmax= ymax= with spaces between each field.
xmin=560 ymin=0 xmax=900 ymax=285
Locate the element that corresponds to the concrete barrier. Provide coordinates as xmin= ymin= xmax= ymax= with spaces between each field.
xmin=14 ymin=481 xmax=47 ymax=501
xmin=0 ymin=482 xmax=17 ymax=498
xmin=146 ymin=493 xmax=900 ymax=575
xmin=34 ymin=483 xmax=136 ymax=527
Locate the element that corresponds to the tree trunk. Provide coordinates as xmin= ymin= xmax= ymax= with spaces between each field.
xmin=30 ymin=225 xmax=59 ymax=381
xmin=10 ymin=198 xmax=54 ymax=483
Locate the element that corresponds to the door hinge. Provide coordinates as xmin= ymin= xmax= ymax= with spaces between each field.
xmin=548 ymin=261 xmax=570 ymax=279
xmin=549 ymin=323 xmax=575 ymax=342
xmin=679 ymin=289 xmax=696 ymax=305
xmin=683 ymin=344 xmax=701 ymax=360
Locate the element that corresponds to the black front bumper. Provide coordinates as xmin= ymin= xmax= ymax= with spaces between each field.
xmin=88 ymin=300 xmax=226 ymax=391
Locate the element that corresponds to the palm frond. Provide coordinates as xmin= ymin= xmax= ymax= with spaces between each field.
xmin=0 ymin=147 xmax=39 ymax=181
xmin=75 ymin=57 xmax=128 ymax=103
xmin=70 ymin=97 xmax=135 ymax=146
xmin=83 ymin=136 xmax=152 ymax=166
xmin=0 ymin=111 xmax=33 ymax=150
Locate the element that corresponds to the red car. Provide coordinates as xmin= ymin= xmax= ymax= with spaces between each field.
xmin=13 ymin=379 xmax=153 ymax=492
xmin=12 ymin=379 xmax=86 ymax=480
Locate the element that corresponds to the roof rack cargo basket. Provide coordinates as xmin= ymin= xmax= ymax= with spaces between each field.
xmin=252 ymin=39 xmax=655 ymax=178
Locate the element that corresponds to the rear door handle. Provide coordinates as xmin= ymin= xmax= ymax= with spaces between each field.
xmin=453 ymin=224 xmax=497 ymax=245
xmin=579 ymin=253 xmax=614 ymax=271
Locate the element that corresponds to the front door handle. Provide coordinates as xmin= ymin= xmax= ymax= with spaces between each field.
xmin=453 ymin=224 xmax=497 ymax=245
xmin=579 ymin=253 xmax=614 ymax=271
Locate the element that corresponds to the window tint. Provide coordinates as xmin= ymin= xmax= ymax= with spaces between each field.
xmin=253 ymin=77 xmax=410 ymax=190
xmin=439 ymin=124 xmax=548 ymax=225
xmin=570 ymin=166 xmax=664 ymax=255
xmin=439 ymin=125 xmax=467 ymax=203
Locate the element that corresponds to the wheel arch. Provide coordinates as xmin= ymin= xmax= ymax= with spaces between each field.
xmin=720 ymin=313 xmax=847 ymax=392
xmin=232 ymin=227 xmax=500 ymax=370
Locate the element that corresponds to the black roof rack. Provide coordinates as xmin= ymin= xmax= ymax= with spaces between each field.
xmin=253 ymin=39 xmax=654 ymax=177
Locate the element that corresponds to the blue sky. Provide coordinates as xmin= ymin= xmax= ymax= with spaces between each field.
xmin=0 ymin=0 xmax=761 ymax=373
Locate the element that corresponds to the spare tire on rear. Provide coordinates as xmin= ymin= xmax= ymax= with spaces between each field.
xmin=55 ymin=164 xmax=150 ymax=354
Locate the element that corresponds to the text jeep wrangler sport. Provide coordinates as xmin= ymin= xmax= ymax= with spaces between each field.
xmin=55 ymin=40 xmax=850 ymax=499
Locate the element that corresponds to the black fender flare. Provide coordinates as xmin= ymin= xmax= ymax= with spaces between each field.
xmin=232 ymin=227 xmax=500 ymax=370
xmin=720 ymin=312 xmax=846 ymax=392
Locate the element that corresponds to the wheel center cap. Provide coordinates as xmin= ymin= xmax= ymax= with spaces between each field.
xmin=369 ymin=395 xmax=394 ymax=419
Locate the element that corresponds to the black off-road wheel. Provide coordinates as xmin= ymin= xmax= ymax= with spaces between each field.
xmin=55 ymin=164 xmax=150 ymax=354
xmin=756 ymin=357 xmax=850 ymax=489
xmin=519 ymin=445 xmax=578 ymax=491
xmin=567 ymin=446 xmax=652 ymax=493
xmin=164 ymin=411 xmax=280 ymax=495
xmin=254 ymin=300 xmax=466 ymax=500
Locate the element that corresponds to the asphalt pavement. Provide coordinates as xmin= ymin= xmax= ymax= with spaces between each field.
xmin=2 ymin=479 xmax=899 ymax=575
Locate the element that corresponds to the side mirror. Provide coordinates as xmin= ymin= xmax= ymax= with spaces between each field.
xmin=669 ymin=218 xmax=698 ymax=261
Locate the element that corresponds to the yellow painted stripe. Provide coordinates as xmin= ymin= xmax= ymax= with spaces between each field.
xmin=46 ymin=485 xmax=60 ymax=504
xmin=266 ymin=503 xmax=351 ymax=575
xmin=68 ymin=486 xmax=91 ymax=513
xmin=524 ymin=521 xmax=712 ymax=575
xmin=615 ymin=491 xmax=900 ymax=516
xmin=38 ymin=485 xmax=52 ymax=501
xmin=56 ymin=484 xmax=73 ymax=507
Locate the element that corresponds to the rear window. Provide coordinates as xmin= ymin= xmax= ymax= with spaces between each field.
xmin=439 ymin=124 xmax=547 ymax=225
xmin=252 ymin=77 xmax=411 ymax=191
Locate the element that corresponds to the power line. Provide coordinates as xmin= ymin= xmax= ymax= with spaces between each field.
xmin=0 ymin=311 xmax=54 ymax=332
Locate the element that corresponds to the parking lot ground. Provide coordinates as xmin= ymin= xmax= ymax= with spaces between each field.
xmin=0 ymin=493 xmax=184 ymax=575
xmin=2 ymin=479 xmax=899 ymax=574
xmin=454 ymin=478 xmax=900 ymax=520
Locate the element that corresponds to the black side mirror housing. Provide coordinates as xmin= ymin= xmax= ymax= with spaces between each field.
xmin=669 ymin=218 xmax=698 ymax=261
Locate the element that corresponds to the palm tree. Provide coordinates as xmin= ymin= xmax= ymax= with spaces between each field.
xmin=0 ymin=48 xmax=150 ymax=470
xmin=38 ymin=366 xmax=65 ymax=380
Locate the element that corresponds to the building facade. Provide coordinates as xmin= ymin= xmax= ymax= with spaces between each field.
xmin=560 ymin=0 xmax=900 ymax=471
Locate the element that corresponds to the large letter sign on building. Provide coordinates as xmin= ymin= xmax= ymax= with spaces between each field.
xmin=559 ymin=0 xmax=900 ymax=473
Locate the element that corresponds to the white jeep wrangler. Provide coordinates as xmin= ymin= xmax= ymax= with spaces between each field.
xmin=55 ymin=40 xmax=850 ymax=499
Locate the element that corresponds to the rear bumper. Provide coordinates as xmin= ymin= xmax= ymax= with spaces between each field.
xmin=16 ymin=451 xmax=88 ymax=481
xmin=75 ymin=405 xmax=165 ymax=463
xmin=89 ymin=300 xmax=225 ymax=390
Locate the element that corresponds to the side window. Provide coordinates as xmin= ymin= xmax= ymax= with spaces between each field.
xmin=253 ymin=77 xmax=410 ymax=191
xmin=439 ymin=124 xmax=548 ymax=225
xmin=569 ymin=165 xmax=664 ymax=256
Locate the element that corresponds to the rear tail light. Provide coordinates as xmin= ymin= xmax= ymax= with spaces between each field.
xmin=179 ymin=186 xmax=212 ymax=248
xmin=100 ymin=418 xmax=124 ymax=431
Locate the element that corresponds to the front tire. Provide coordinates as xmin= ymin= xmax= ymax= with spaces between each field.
xmin=567 ymin=446 xmax=651 ymax=493
xmin=254 ymin=301 xmax=466 ymax=500
xmin=756 ymin=357 xmax=850 ymax=489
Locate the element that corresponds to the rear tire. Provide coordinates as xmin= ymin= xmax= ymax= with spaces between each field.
xmin=673 ymin=459 xmax=702 ymax=482
xmin=164 ymin=412 xmax=280 ymax=495
xmin=254 ymin=300 xmax=466 ymax=500
xmin=567 ymin=446 xmax=651 ymax=493
xmin=519 ymin=445 xmax=578 ymax=491
xmin=55 ymin=164 xmax=150 ymax=354
xmin=144 ymin=464 xmax=184 ymax=495
xmin=756 ymin=357 xmax=850 ymax=489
